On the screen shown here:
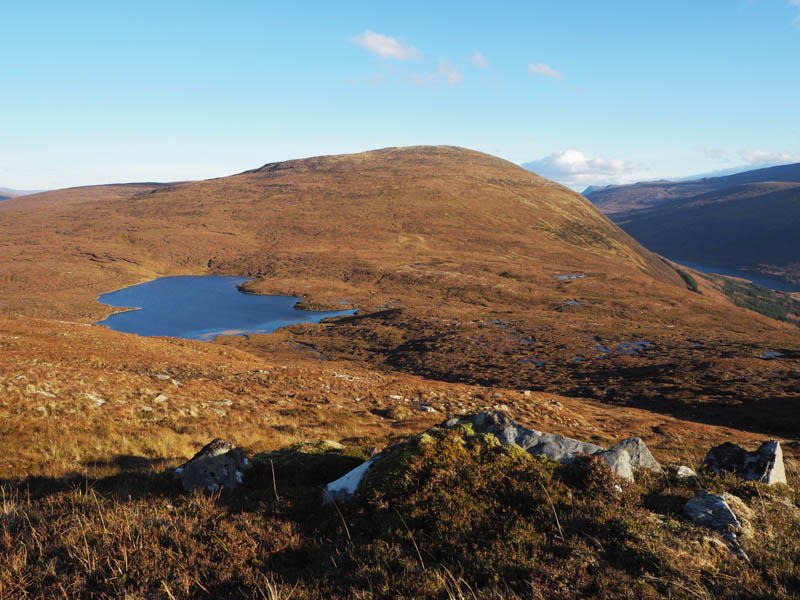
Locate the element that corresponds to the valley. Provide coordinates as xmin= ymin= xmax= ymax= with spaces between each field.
xmin=1 ymin=146 xmax=799 ymax=599
xmin=584 ymin=163 xmax=800 ymax=285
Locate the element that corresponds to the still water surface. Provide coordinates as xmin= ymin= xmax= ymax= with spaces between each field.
xmin=95 ymin=276 xmax=355 ymax=341
xmin=672 ymin=260 xmax=800 ymax=293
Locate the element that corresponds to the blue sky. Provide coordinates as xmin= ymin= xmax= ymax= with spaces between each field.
xmin=2 ymin=0 xmax=799 ymax=190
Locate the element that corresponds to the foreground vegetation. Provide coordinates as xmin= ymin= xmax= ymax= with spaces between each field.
xmin=2 ymin=424 xmax=798 ymax=599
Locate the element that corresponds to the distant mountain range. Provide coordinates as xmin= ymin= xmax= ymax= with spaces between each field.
xmin=583 ymin=162 xmax=800 ymax=283
xmin=0 ymin=187 xmax=46 ymax=201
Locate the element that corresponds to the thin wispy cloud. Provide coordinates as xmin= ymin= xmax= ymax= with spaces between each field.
xmin=789 ymin=0 xmax=800 ymax=28
xmin=438 ymin=59 xmax=462 ymax=85
xmin=528 ymin=62 xmax=564 ymax=80
xmin=350 ymin=30 xmax=422 ymax=60
xmin=740 ymin=149 xmax=800 ymax=166
xmin=522 ymin=150 xmax=641 ymax=189
xmin=469 ymin=51 xmax=491 ymax=70
xmin=411 ymin=59 xmax=463 ymax=88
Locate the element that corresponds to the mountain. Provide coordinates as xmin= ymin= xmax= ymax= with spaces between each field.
xmin=584 ymin=162 xmax=800 ymax=216
xmin=0 ymin=146 xmax=683 ymax=319
xmin=2 ymin=145 xmax=798 ymax=435
xmin=584 ymin=162 xmax=800 ymax=282
xmin=3 ymin=146 xmax=800 ymax=597
xmin=0 ymin=186 xmax=46 ymax=200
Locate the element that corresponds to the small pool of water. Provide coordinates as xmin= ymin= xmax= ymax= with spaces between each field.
xmin=95 ymin=276 xmax=356 ymax=341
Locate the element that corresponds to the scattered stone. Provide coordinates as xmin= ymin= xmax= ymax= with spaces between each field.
xmin=676 ymin=465 xmax=696 ymax=479
xmin=176 ymin=439 xmax=250 ymax=492
xmin=701 ymin=440 xmax=787 ymax=485
xmin=154 ymin=393 xmax=168 ymax=402
xmin=597 ymin=437 xmax=663 ymax=477
xmin=684 ymin=491 xmax=750 ymax=560
xmin=598 ymin=448 xmax=634 ymax=481
xmin=155 ymin=374 xmax=171 ymax=380
xmin=419 ymin=405 xmax=436 ymax=413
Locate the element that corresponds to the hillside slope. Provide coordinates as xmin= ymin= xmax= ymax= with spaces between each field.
xmin=1 ymin=145 xmax=798 ymax=436
xmin=0 ymin=146 xmax=682 ymax=319
xmin=586 ymin=162 xmax=800 ymax=216
xmin=2 ymin=148 xmax=799 ymax=598
xmin=584 ymin=163 xmax=800 ymax=283
xmin=616 ymin=182 xmax=800 ymax=279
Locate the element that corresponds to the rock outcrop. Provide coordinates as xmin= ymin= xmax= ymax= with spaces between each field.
xmin=445 ymin=412 xmax=662 ymax=482
xmin=321 ymin=411 xmax=665 ymax=503
xmin=684 ymin=491 xmax=751 ymax=560
xmin=445 ymin=412 xmax=604 ymax=463
xmin=176 ymin=438 xmax=250 ymax=492
xmin=595 ymin=437 xmax=664 ymax=481
xmin=701 ymin=440 xmax=787 ymax=485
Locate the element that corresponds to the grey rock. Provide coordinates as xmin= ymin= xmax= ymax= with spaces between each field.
xmin=609 ymin=437 xmax=663 ymax=472
xmin=676 ymin=465 xmax=696 ymax=479
xmin=701 ymin=440 xmax=787 ymax=485
xmin=177 ymin=438 xmax=250 ymax=492
xmin=684 ymin=491 xmax=742 ymax=531
xmin=445 ymin=411 xmax=603 ymax=464
xmin=684 ymin=490 xmax=750 ymax=560
xmin=596 ymin=437 xmax=663 ymax=481
xmin=597 ymin=448 xmax=634 ymax=481
xmin=445 ymin=412 xmax=662 ymax=482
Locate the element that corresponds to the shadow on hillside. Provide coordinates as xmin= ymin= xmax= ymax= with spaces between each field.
xmin=0 ymin=455 xmax=184 ymax=502
xmin=0 ymin=448 xmax=365 ymax=509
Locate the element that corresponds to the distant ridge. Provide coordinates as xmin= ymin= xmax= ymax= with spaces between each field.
xmin=584 ymin=162 xmax=800 ymax=283
xmin=0 ymin=186 xmax=46 ymax=200
xmin=584 ymin=162 xmax=800 ymax=215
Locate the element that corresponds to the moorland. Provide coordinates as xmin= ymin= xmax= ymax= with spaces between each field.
xmin=1 ymin=146 xmax=799 ymax=598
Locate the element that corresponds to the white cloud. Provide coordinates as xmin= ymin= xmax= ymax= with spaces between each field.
xmin=411 ymin=72 xmax=437 ymax=88
xmin=350 ymin=30 xmax=421 ymax=60
xmin=437 ymin=59 xmax=462 ymax=85
xmin=740 ymin=149 xmax=800 ymax=166
xmin=411 ymin=59 xmax=462 ymax=88
xmin=469 ymin=51 xmax=491 ymax=70
xmin=522 ymin=150 xmax=641 ymax=189
xmin=528 ymin=62 xmax=564 ymax=80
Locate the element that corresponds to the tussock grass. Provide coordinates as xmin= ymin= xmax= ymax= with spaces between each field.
xmin=2 ymin=425 xmax=798 ymax=599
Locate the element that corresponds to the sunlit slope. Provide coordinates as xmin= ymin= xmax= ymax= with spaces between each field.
xmin=0 ymin=146 xmax=681 ymax=319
